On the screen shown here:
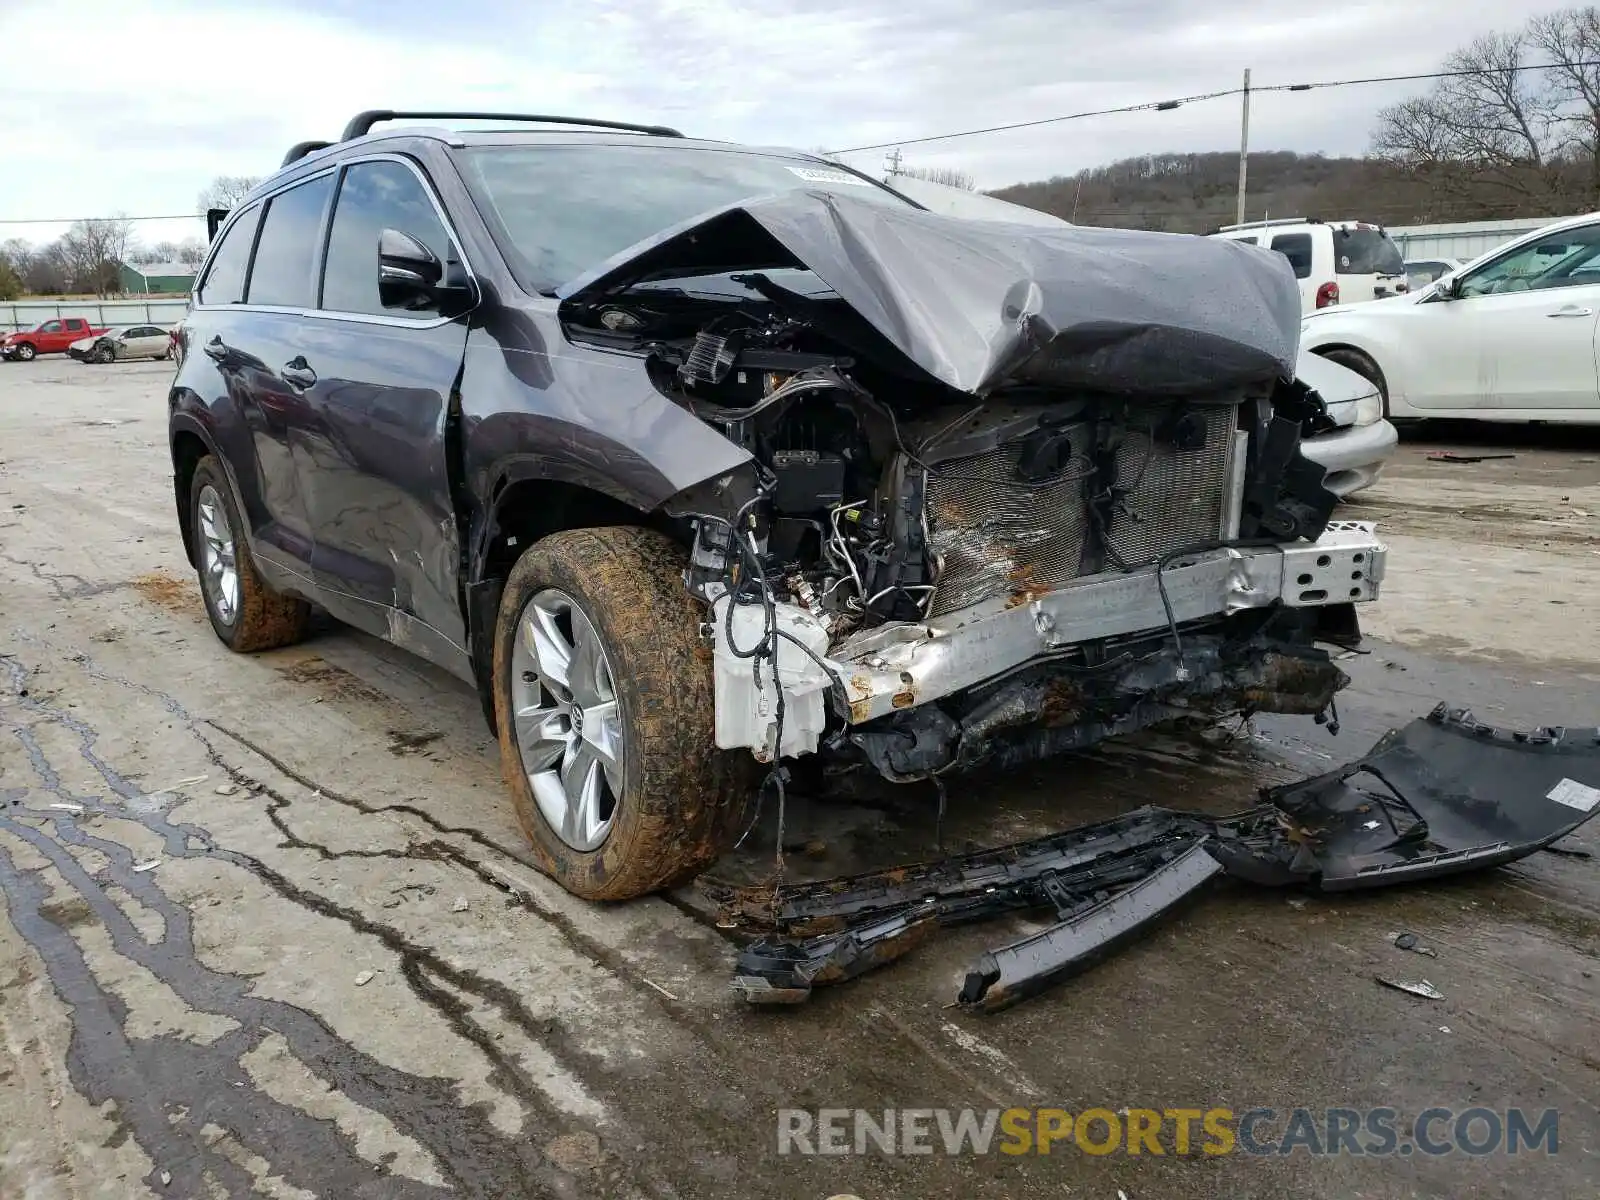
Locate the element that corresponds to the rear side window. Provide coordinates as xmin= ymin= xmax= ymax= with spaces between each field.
xmin=198 ymin=205 xmax=262 ymax=305
xmin=1334 ymin=227 xmax=1404 ymax=275
xmin=246 ymin=174 xmax=335 ymax=307
xmin=321 ymin=160 xmax=452 ymax=317
xmin=1270 ymin=233 xmax=1314 ymax=279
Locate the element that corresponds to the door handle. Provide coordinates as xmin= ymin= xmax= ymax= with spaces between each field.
xmin=202 ymin=335 xmax=230 ymax=362
xmin=281 ymin=357 xmax=318 ymax=389
xmin=1546 ymin=307 xmax=1594 ymax=318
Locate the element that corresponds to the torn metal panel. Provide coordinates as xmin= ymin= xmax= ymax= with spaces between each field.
xmin=560 ymin=188 xmax=1302 ymax=398
xmin=957 ymin=843 xmax=1222 ymax=1013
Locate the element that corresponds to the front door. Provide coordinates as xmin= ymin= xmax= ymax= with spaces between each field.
xmin=1408 ymin=221 xmax=1600 ymax=412
xmin=290 ymin=157 xmax=473 ymax=677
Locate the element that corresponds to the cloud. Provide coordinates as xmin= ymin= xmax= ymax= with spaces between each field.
xmin=0 ymin=0 xmax=1548 ymax=247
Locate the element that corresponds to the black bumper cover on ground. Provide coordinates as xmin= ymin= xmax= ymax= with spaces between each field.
xmin=714 ymin=704 xmax=1600 ymax=1011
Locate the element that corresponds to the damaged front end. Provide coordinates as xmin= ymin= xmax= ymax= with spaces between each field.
xmin=562 ymin=189 xmax=1385 ymax=780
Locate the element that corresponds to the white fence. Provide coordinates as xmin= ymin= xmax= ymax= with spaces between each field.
xmin=2 ymin=298 xmax=190 ymax=335
xmin=1385 ymin=216 xmax=1569 ymax=263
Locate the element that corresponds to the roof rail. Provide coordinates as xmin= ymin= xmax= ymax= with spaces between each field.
xmin=338 ymin=110 xmax=685 ymax=142
xmin=281 ymin=140 xmax=334 ymax=168
xmin=1217 ymin=216 xmax=1317 ymax=232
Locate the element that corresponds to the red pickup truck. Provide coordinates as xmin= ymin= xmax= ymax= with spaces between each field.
xmin=2 ymin=317 xmax=110 ymax=361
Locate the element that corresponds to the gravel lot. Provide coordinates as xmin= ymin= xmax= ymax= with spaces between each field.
xmin=2 ymin=355 xmax=1598 ymax=1199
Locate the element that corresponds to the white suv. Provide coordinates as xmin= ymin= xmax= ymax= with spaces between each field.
xmin=1213 ymin=218 xmax=1409 ymax=314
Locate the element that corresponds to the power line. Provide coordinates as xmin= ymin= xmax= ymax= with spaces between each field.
xmin=11 ymin=56 xmax=1600 ymax=224
xmin=0 ymin=213 xmax=200 ymax=226
xmin=827 ymin=89 xmax=1238 ymax=154
xmin=826 ymin=59 xmax=1600 ymax=154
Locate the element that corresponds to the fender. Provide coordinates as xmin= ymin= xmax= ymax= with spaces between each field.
xmin=167 ymin=403 xmax=238 ymax=569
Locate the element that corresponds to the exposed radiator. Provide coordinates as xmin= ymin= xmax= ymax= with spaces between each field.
xmin=924 ymin=424 xmax=1093 ymax=617
xmin=1106 ymin=403 xmax=1239 ymax=567
xmin=922 ymin=405 xmax=1240 ymax=618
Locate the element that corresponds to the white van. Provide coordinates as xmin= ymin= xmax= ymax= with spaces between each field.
xmin=1212 ymin=218 xmax=1409 ymax=314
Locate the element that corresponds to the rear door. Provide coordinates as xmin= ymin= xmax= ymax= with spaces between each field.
xmin=289 ymin=155 xmax=474 ymax=674
xmin=182 ymin=189 xmax=322 ymax=573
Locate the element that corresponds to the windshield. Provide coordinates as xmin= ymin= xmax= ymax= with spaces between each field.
xmin=458 ymin=144 xmax=910 ymax=291
xmin=1334 ymin=227 xmax=1404 ymax=276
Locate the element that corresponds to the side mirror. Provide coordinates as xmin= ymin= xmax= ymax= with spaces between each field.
xmin=1434 ymin=273 xmax=1460 ymax=301
xmin=378 ymin=227 xmax=442 ymax=307
xmin=206 ymin=207 xmax=230 ymax=242
xmin=377 ymin=228 xmax=474 ymax=315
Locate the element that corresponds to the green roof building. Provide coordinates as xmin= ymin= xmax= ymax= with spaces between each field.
xmin=118 ymin=261 xmax=197 ymax=295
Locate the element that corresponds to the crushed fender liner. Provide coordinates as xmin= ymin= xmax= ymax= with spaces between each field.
xmin=707 ymin=704 xmax=1600 ymax=1009
xmin=559 ymin=188 xmax=1302 ymax=398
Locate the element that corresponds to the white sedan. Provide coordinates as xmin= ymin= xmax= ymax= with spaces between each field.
xmin=1301 ymin=211 xmax=1600 ymax=422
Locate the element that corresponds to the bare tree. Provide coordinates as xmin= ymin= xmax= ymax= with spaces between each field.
xmin=176 ymin=238 xmax=207 ymax=266
xmin=1531 ymin=7 xmax=1600 ymax=206
xmin=1370 ymin=11 xmax=1600 ymax=213
xmin=197 ymin=175 xmax=263 ymax=213
xmin=22 ymin=242 xmax=71 ymax=295
xmin=57 ymin=217 xmax=134 ymax=295
xmin=894 ymin=164 xmax=977 ymax=190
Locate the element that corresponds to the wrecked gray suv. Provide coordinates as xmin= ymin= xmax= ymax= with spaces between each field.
xmin=170 ymin=111 xmax=1386 ymax=901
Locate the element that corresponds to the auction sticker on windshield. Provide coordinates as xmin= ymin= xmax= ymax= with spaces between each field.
xmin=787 ymin=166 xmax=874 ymax=186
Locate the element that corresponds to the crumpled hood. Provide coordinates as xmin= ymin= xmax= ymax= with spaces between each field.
xmin=560 ymin=188 xmax=1302 ymax=397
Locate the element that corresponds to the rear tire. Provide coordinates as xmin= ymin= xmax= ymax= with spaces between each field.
xmin=188 ymin=455 xmax=309 ymax=652
xmin=493 ymin=526 xmax=751 ymax=900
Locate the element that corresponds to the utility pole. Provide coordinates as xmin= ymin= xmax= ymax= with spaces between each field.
xmin=884 ymin=147 xmax=903 ymax=182
xmin=1235 ymin=68 xmax=1251 ymax=227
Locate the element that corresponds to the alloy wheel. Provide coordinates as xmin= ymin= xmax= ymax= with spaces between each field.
xmin=197 ymin=485 xmax=239 ymax=627
xmin=509 ymin=588 xmax=625 ymax=852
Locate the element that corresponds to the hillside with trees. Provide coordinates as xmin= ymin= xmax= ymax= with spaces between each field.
xmin=989 ymin=152 xmax=1427 ymax=233
xmin=992 ymin=6 xmax=1600 ymax=232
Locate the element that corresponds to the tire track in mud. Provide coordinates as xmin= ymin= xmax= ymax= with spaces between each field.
xmin=0 ymin=652 xmax=637 ymax=1199
xmin=2 ymin=633 xmax=851 ymax=1193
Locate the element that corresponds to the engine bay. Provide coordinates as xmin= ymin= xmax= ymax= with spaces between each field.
xmin=595 ymin=287 xmax=1294 ymax=642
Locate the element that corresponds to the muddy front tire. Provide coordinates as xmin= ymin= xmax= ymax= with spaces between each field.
xmin=188 ymin=455 xmax=309 ymax=652
xmin=493 ymin=526 xmax=751 ymax=901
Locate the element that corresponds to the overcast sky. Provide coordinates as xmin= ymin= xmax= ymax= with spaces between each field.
xmin=0 ymin=0 xmax=1551 ymax=249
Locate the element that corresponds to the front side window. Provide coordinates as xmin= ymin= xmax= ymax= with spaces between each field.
xmin=1270 ymin=233 xmax=1314 ymax=279
xmin=197 ymin=205 xmax=262 ymax=305
xmin=1458 ymin=224 xmax=1600 ymax=297
xmin=321 ymin=160 xmax=452 ymax=317
xmin=246 ymin=174 xmax=335 ymax=307
xmin=40 ymin=320 xmax=63 ymax=333
xmin=458 ymin=144 xmax=908 ymax=291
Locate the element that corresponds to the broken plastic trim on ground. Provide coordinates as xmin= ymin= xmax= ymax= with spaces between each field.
xmin=706 ymin=704 xmax=1600 ymax=1012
